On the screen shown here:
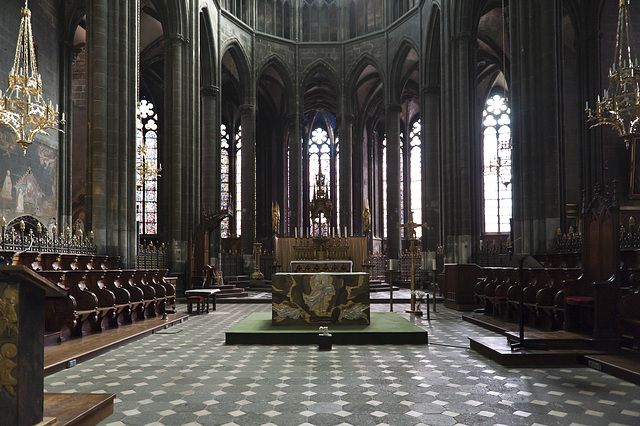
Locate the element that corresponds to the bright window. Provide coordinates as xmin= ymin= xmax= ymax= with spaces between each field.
xmin=136 ymin=99 xmax=159 ymax=235
xmin=483 ymin=93 xmax=512 ymax=233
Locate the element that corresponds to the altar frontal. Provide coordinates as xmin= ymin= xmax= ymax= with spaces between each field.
xmin=272 ymin=272 xmax=370 ymax=325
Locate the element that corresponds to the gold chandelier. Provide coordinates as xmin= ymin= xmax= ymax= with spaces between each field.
xmin=586 ymin=0 xmax=640 ymax=143
xmin=0 ymin=0 xmax=64 ymax=154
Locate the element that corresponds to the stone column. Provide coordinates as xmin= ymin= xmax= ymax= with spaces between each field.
xmin=338 ymin=113 xmax=353 ymax=234
xmin=422 ymin=85 xmax=441 ymax=253
xmin=86 ymin=0 xmax=109 ymax=252
xmin=288 ymin=113 xmax=302 ymax=235
xmin=165 ymin=34 xmax=188 ymax=273
xmin=386 ymin=103 xmax=402 ymax=259
xmin=510 ymin=0 xmax=562 ymax=253
xmin=441 ymin=30 xmax=474 ymax=263
xmin=201 ymin=85 xmax=220 ymax=263
xmin=240 ymin=104 xmax=257 ymax=265
xmin=201 ymin=86 xmax=220 ymax=209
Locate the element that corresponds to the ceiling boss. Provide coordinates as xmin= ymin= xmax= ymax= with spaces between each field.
xmin=0 ymin=0 xmax=65 ymax=154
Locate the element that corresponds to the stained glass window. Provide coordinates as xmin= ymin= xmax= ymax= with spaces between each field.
xmin=483 ymin=94 xmax=512 ymax=233
xmin=409 ymin=121 xmax=422 ymax=238
xmin=381 ymin=120 xmax=422 ymax=239
xmin=309 ymin=127 xmax=330 ymax=236
xmin=220 ymin=124 xmax=231 ymax=237
xmin=382 ymin=138 xmax=387 ymax=238
xmin=220 ymin=124 xmax=242 ymax=238
xmin=136 ymin=99 xmax=160 ymax=235
xmin=235 ymin=126 xmax=242 ymax=237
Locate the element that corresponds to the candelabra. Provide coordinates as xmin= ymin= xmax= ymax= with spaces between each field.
xmin=586 ymin=0 xmax=640 ymax=144
xmin=0 ymin=1 xmax=65 ymax=154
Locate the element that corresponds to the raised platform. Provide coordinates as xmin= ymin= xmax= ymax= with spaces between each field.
xmin=225 ymin=312 xmax=428 ymax=345
xmin=44 ymin=313 xmax=189 ymax=376
xmin=469 ymin=336 xmax=606 ymax=367
xmin=42 ymin=393 xmax=115 ymax=426
xmin=585 ymin=352 xmax=640 ymax=386
xmin=464 ymin=312 xmax=609 ymax=367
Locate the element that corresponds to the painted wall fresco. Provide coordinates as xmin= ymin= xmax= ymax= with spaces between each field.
xmin=0 ymin=128 xmax=58 ymax=227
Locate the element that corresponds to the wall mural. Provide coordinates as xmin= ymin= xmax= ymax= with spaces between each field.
xmin=0 ymin=128 xmax=58 ymax=227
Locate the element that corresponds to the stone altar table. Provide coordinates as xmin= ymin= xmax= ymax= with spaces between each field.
xmin=272 ymin=272 xmax=369 ymax=325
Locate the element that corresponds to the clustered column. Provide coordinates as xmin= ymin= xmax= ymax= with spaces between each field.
xmin=86 ymin=0 xmax=138 ymax=266
xmin=338 ymin=113 xmax=353 ymax=234
xmin=386 ymin=103 xmax=402 ymax=260
xmin=240 ymin=104 xmax=257 ymax=265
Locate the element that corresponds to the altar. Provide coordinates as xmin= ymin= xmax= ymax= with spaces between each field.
xmin=272 ymin=272 xmax=370 ymax=325
xmin=290 ymin=260 xmax=353 ymax=273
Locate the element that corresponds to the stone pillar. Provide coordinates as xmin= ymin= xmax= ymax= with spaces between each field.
xmin=510 ymin=0 xmax=562 ymax=253
xmin=165 ymin=34 xmax=188 ymax=273
xmin=201 ymin=85 xmax=220 ymax=263
xmin=386 ymin=103 xmax=402 ymax=259
xmin=288 ymin=113 xmax=302 ymax=235
xmin=85 ymin=0 xmax=137 ymax=266
xmin=201 ymin=86 xmax=220 ymax=209
xmin=86 ymin=0 xmax=109 ymax=252
xmin=338 ymin=113 xmax=353 ymax=234
xmin=422 ymin=85 xmax=441 ymax=253
xmin=441 ymin=30 xmax=473 ymax=263
xmin=240 ymin=104 xmax=257 ymax=265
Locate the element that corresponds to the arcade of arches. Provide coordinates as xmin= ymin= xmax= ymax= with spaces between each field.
xmin=0 ymin=0 xmax=638 ymax=291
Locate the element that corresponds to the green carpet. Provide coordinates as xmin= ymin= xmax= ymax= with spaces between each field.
xmin=225 ymin=312 xmax=428 ymax=345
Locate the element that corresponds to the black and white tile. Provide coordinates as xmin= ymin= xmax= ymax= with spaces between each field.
xmin=45 ymin=300 xmax=640 ymax=426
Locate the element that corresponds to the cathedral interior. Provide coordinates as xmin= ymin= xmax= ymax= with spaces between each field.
xmin=2 ymin=0 xmax=640 ymax=424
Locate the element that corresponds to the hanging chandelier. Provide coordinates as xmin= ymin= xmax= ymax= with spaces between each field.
xmin=586 ymin=0 xmax=640 ymax=144
xmin=0 ymin=0 xmax=65 ymax=154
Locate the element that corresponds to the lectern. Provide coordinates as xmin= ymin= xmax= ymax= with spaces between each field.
xmin=0 ymin=265 xmax=66 ymax=425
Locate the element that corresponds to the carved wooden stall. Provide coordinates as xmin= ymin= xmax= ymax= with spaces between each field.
xmin=563 ymin=191 xmax=620 ymax=343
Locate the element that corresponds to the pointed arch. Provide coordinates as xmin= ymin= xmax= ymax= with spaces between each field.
xmin=424 ymin=5 xmax=441 ymax=88
xmin=389 ymin=38 xmax=420 ymax=105
xmin=200 ymin=8 xmax=217 ymax=86
xmin=221 ymin=41 xmax=252 ymax=104
xmin=301 ymin=61 xmax=340 ymax=117
xmin=256 ymin=55 xmax=294 ymax=118
xmin=346 ymin=54 xmax=385 ymax=114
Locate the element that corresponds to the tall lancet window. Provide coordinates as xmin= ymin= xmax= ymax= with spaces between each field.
xmin=220 ymin=124 xmax=242 ymax=238
xmin=235 ymin=126 xmax=242 ymax=236
xmin=136 ymin=99 xmax=160 ymax=235
xmin=220 ymin=124 xmax=231 ymax=237
xmin=382 ymin=136 xmax=406 ymax=238
xmin=483 ymin=93 xmax=512 ymax=233
xmin=309 ymin=127 xmax=331 ymax=236
xmin=409 ymin=120 xmax=422 ymax=238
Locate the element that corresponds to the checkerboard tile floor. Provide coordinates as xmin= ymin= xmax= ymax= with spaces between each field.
xmin=45 ymin=302 xmax=640 ymax=426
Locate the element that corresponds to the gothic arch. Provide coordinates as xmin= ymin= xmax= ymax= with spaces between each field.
xmin=424 ymin=5 xmax=441 ymax=89
xmin=200 ymin=8 xmax=217 ymax=87
xmin=346 ymin=54 xmax=385 ymax=113
xmin=148 ymin=0 xmax=188 ymax=39
xmin=221 ymin=41 xmax=252 ymax=105
xmin=300 ymin=61 xmax=340 ymax=117
xmin=389 ymin=38 xmax=420 ymax=108
xmin=256 ymin=56 xmax=294 ymax=118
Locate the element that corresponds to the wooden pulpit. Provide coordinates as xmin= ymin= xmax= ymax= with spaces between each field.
xmin=0 ymin=265 xmax=67 ymax=425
